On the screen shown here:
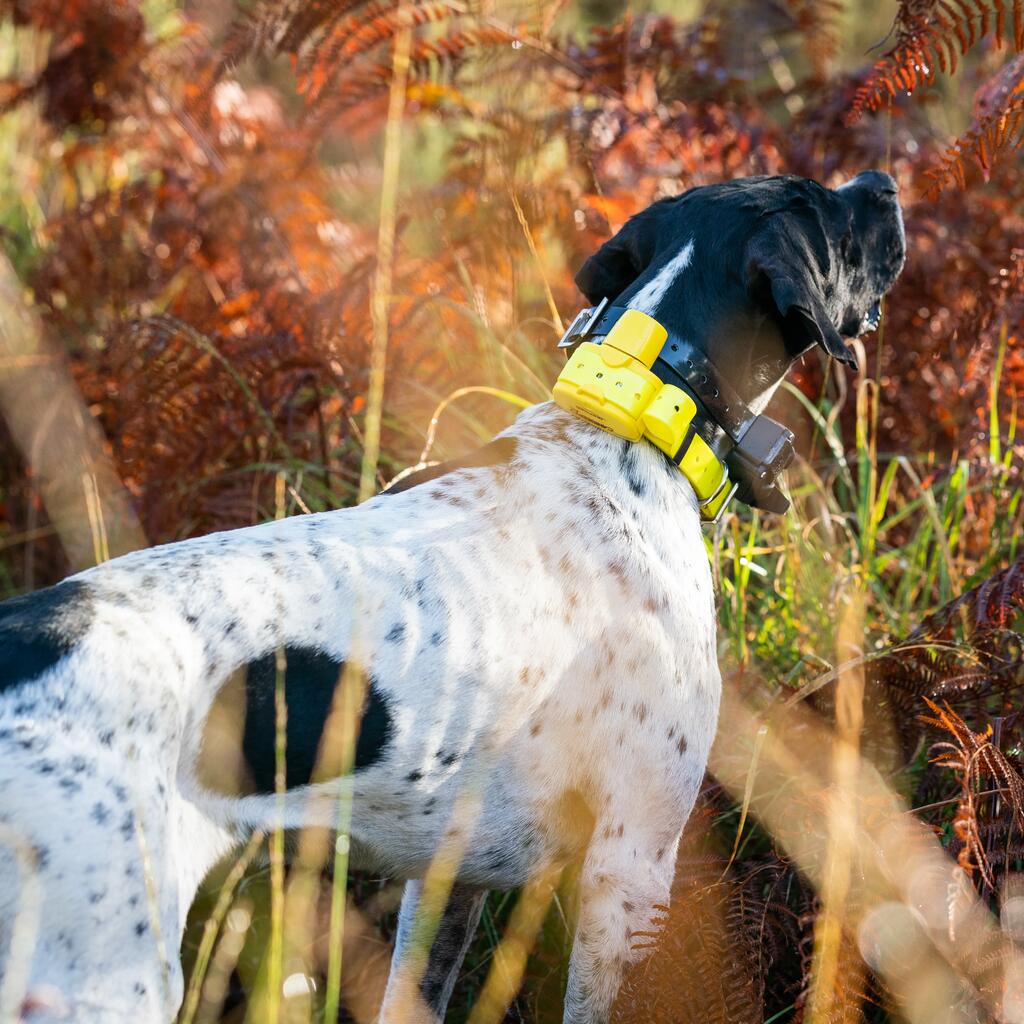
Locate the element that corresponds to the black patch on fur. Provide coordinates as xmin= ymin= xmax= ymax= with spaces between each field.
xmin=241 ymin=647 xmax=393 ymax=793
xmin=417 ymin=888 xmax=487 ymax=1011
xmin=380 ymin=437 xmax=519 ymax=496
xmin=619 ymin=445 xmax=646 ymax=498
xmin=0 ymin=580 xmax=92 ymax=695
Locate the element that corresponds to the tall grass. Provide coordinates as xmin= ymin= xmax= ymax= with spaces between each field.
xmin=166 ymin=300 xmax=1023 ymax=1022
xmin=0 ymin=2 xmax=1021 ymax=1021
xmin=714 ymin=359 xmax=1021 ymax=695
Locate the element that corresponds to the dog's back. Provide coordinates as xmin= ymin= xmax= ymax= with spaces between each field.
xmin=0 ymin=171 xmax=906 ymax=1023
xmin=0 ymin=402 xmax=719 ymax=1021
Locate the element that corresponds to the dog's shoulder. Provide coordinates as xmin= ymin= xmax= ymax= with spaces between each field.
xmin=380 ymin=436 xmax=520 ymax=496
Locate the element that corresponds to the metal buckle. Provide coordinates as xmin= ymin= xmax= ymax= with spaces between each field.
xmin=557 ymin=297 xmax=609 ymax=350
xmin=701 ymin=479 xmax=738 ymax=526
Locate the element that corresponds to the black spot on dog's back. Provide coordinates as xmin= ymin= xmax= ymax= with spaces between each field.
xmin=241 ymin=647 xmax=393 ymax=793
xmin=618 ymin=444 xmax=646 ymax=498
xmin=381 ymin=437 xmax=519 ymax=496
xmin=0 ymin=581 xmax=92 ymax=694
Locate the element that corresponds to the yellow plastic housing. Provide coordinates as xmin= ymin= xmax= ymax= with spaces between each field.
xmin=640 ymin=384 xmax=698 ymax=457
xmin=604 ymin=308 xmax=667 ymax=366
xmin=642 ymin=384 xmax=727 ymax=503
xmin=552 ymin=341 xmax=662 ymax=441
xmin=552 ymin=308 xmax=733 ymax=523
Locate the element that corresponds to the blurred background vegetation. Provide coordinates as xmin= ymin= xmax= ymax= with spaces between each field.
xmin=0 ymin=0 xmax=1023 ymax=1021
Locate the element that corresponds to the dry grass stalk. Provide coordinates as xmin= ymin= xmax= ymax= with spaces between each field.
xmin=807 ymin=589 xmax=866 ymax=1022
xmin=317 ymin=661 xmax=371 ymax=1022
xmin=133 ymin=807 xmax=173 ymax=1018
xmin=467 ymin=864 xmax=562 ymax=1024
xmin=711 ymin=676 xmax=1012 ymax=1024
xmin=0 ymin=824 xmax=43 ymax=1022
xmin=179 ymin=831 xmax=266 ymax=1024
xmin=381 ymin=787 xmax=484 ymax=1021
xmin=358 ymin=20 xmax=413 ymax=504
xmin=193 ymin=899 xmax=255 ymax=1024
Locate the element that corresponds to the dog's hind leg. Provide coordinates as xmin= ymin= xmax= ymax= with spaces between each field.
xmin=378 ymin=879 xmax=487 ymax=1023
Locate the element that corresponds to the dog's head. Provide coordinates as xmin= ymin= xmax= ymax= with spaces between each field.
xmin=575 ymin=172 xmax=906 ymax=410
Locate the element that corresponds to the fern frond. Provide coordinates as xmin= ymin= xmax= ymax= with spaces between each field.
xmin=925 ymin=97 xmax=1024 ymax=196
xmin=295 ymin=1 xmax=461 ymax=102
xmin=302 ymin=22 xmax=523 ymax=130
xmin=868 ymin=555 xmax=1024 ymax=761
xmin=222 ymin=0 xmax=405 ymax=69
xmin=847 ymin=0 xmax=1024 ymax=121
xmin=785 ymin=0 xmax=845 ymax=79
xmin=920 ymin=697 xmax=1024 ymax=889
xmin=614 ymin=870 xmax=763 ymax=1024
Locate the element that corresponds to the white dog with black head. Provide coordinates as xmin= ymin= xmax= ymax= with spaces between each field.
xmin=0 ymin=172 xmax=904 ymax=1023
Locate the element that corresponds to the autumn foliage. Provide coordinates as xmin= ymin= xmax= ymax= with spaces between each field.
xmin=1 ymin=1 xmax=1024 ymax=1022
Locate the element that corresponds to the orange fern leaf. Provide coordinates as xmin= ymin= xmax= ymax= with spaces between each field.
xmin=924 ymin=56 xmax=1024 ymax=195
xmin=920 ymin=697 xmax=1024 ymax=889
xmin=847 ymin=0 xmax=1024 ymax=122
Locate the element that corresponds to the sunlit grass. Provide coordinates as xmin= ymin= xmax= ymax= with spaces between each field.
xmin=161 ymin=298 xmax=1024 ymax=1022
xmin=0 ymin=2 xmax=1021 ymax=1022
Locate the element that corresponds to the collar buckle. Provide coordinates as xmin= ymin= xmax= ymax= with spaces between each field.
xmin=557 ymin=297 xmax=608 ymax=351
xmin=700 ymin=478 xmax=738 ymax=525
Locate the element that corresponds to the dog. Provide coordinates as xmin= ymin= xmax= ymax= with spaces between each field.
xmin=0 ymin=172 xmax=905 ymax=1023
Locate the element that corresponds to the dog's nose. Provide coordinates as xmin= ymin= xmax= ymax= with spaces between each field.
xmin=20 ymin=984 xmax=70 ymax=1020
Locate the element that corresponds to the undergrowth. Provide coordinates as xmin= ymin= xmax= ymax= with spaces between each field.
xmin=0 ymin=0 xmax=1023 ymax=1022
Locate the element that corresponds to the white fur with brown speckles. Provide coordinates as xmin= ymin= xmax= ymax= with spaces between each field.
xmin=0 ymin=402 xmax=720 ymax=1024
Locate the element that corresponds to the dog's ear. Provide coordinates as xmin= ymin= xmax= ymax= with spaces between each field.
xmin=575 ymin=207 xmax=662 ymax=304
xmin=574 ymin=233 xmax=640 ymax=304
xmin=746 ymin=220 xmax=857 ymax=370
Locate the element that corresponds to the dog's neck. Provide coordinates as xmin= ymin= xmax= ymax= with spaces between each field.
xmin=620 ymin=232 xmax=804 ymax=416
xmin=631 ymin=305 xmax=796 ymax=421
xmin=554 ymin=302 xmax=796 ymax=514
xmin=509 ymin=402 xmax=708 ymax=524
